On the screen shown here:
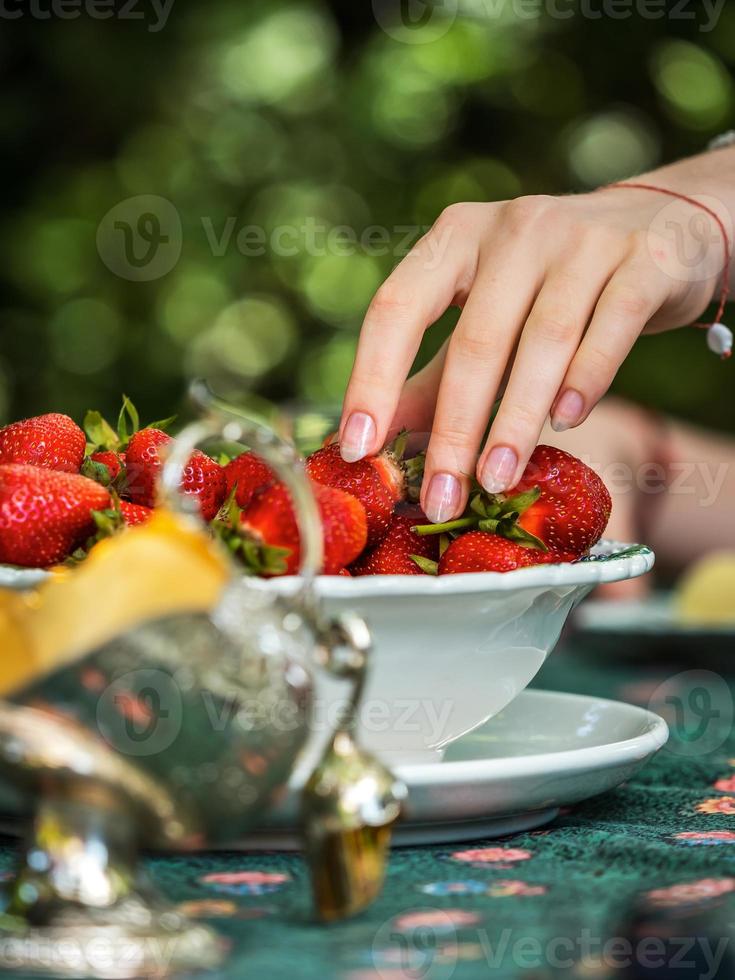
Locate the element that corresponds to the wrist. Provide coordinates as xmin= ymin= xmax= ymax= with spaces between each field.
xmin=605 ymin=179 xmax=728 ymax=311
xmin=640 ymin=154 xmax=734 ymax=298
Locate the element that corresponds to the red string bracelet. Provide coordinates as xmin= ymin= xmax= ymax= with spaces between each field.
xmin=606 ymin=180 xmax=732 ymax=360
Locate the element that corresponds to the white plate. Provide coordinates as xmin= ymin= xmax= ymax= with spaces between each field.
xmin=245 ymin=688 xmax=669 ymax=848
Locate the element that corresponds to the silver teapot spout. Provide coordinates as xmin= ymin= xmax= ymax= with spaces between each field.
xmin=0 ymin=394 xmax=405 ymax=977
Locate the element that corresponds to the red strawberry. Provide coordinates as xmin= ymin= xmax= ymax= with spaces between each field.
xmin=0 ymin=413 xmax=85 ymax=473
xmin=438 ymin=531 xmax=575 ymax=575
xmin=507 ymin=445 xmax=612 ymax=555
xmin=125 ymin=428 xmax=226 ymax=521
xmin=416 ymin=445 xmax=611 ymax=558
xmin=119 ymin=501 xmax=153 ymax=527
xmin=89 ymin=450 xmax=126 ymax=483
xmin=351 ymin=507 xmax=439 ymax=576
xmin=240 ymin=481 xmax=367 ymax=576
xmin=0 ymin=464 xmax=110 ymax=567
xmin=305 ymin=442 xmax=408 ymax=547
xmin=85 ymin=497 xmax=154 ymax=549
xmin=224 ymin=452 xmax=274 ymax=509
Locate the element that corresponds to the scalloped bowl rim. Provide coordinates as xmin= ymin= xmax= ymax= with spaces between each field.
xmin=253 ymin=540 xmax=655 ymax=599
xmin=0 ymin=540 xmax=654 ymax=596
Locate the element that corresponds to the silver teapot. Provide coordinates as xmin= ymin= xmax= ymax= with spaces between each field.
xmin=0 ymin=401 xmax=405 ymax=978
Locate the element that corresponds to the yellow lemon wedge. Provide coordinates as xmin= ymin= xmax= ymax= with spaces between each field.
xmin=675 ymin=551 xmax=735 ymax=627
xmin=0 ymin=510 xmax=232 ymax=696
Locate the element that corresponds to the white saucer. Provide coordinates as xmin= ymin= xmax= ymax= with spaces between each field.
xmin=245 ymin=689 xmax=668 ymax=848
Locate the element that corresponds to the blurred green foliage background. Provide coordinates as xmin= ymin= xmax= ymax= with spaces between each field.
xmin=0 ymin=0 xmax=733 ymax=430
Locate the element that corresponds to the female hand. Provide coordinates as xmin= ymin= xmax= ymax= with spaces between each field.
xmin=339 ymin=158 xmax=732 ymax=523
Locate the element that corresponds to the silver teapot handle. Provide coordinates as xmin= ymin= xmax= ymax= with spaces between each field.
xmin=161 ymin=385 xmax=404 ymax=922
xmin=159 ymin=383 xmax=323 ymax=583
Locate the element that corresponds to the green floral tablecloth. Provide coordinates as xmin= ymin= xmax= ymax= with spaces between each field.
xmin=1 ymin=641 xmax=734 ymax=980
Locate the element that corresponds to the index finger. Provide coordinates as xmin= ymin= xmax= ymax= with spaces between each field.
xmin=339 ymin=208 xmax=476 ymax=461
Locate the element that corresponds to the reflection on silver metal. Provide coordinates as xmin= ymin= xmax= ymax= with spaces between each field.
xmin=0 ymin=393 xmax=397 ymax=975
xmin=303 ymin=613 xmax=406 ymax=921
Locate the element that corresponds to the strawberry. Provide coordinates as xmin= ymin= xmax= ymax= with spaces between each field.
xmin=351 ymin=507 xmax=439 ymax=576
xmin=305 ymin=439 xmax=420 ymax=547
xmin=82 ymin=396 xmax=175 ymax=490
xmin=125 ymin=428 xmax=226 ymax=521
xmin=0 ymin=413 xmax=85 ymax=473
xmin=87 ymin=450 xmax=126 ymax=484
xmin=119 ymin=501 xmax=153 ymax=527
xmin=437 ymin=532 xmax=575 ymax=575
xmin=507 ymin=445 xmax=612 ymax=555
xmin=415 ymin=445 xmax=611 ymax=558
xmin=224 ymin=452 xmax=274 ymax=509
xmin=75 ymin=498 xmax=154 ymax=558
xmin=0 ymin=464 xmax=110 ymax=567
xmin=238 ymin=481 xmax=368 ymax=576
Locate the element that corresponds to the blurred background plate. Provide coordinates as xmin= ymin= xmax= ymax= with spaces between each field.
xmin=574 ymin=594 xmax=735 ymax=665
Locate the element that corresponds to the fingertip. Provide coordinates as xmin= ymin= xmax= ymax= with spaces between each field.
xmin=478 ymin=445 xmax=519 ymax=494
xmin=550 ymin=389 xmax=585 ymax=433
xmin=340 ymin=411 xmax=377 ymax=462
xmin=422 ymin=471 xmax=463 ymax=524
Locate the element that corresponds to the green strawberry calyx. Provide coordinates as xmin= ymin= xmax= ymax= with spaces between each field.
xmin=410 ymin=555 xmax=439 ymax=575
xmin=83 ymin=395 xmax=176 ymax=455
xmin=411 ymin=485 xmax=547 ymax=551
xmin=210 ymin=488 xmax=292 ymax=576
xmin=82 ymin=395 xmax=177 ymax=490
xmin=65 ymin=493 xmax=128 ymax=565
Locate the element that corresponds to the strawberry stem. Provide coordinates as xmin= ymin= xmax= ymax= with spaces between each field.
xmin=412 ymin=517 xmax=477 ymax=536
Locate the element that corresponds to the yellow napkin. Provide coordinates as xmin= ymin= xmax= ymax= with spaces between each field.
xmin=0 ymin=511 xmax=231 ymax=696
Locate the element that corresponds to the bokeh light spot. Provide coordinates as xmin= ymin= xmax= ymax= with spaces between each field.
xmin=187 ymin=296 xmax=296 ymax=384
xmin=158 ymin=266 xmax=232 ymax=344
xmin=217 ymin=6 xmax=337 ymax=106
xmin=566 ymin=110 xmax=660 ymax=187
xmin=49 ymin=299 xmax=122 ymax=375
xmin=11 ymin=218 xmax=94 ymax=295
xmin=299 ymin=333 xmax=357 ymax=404
xmin=415 ymin=159 xmax=522 ymax=220
xmin=651 ymin=40 xmax=732 ymax=130
xmin=300 ymin=254 xmax=382 ymax=325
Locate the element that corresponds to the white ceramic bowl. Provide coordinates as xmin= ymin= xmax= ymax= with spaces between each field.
xmin=0 ymin=540 xmax=654 ymax=766
xmin=258 ymin=540 xmax=655 ymax=765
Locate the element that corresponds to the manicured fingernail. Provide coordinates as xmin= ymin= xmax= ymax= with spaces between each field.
xmin=340 ymin=412 xmax=376 ymax=462
xmin=551 ymin=389 xmax=585 ymax=432
xmin=425 ymin=472 xmax=461 ymax=523
xmin=481 ymin=446 xmax=518 ymax=493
